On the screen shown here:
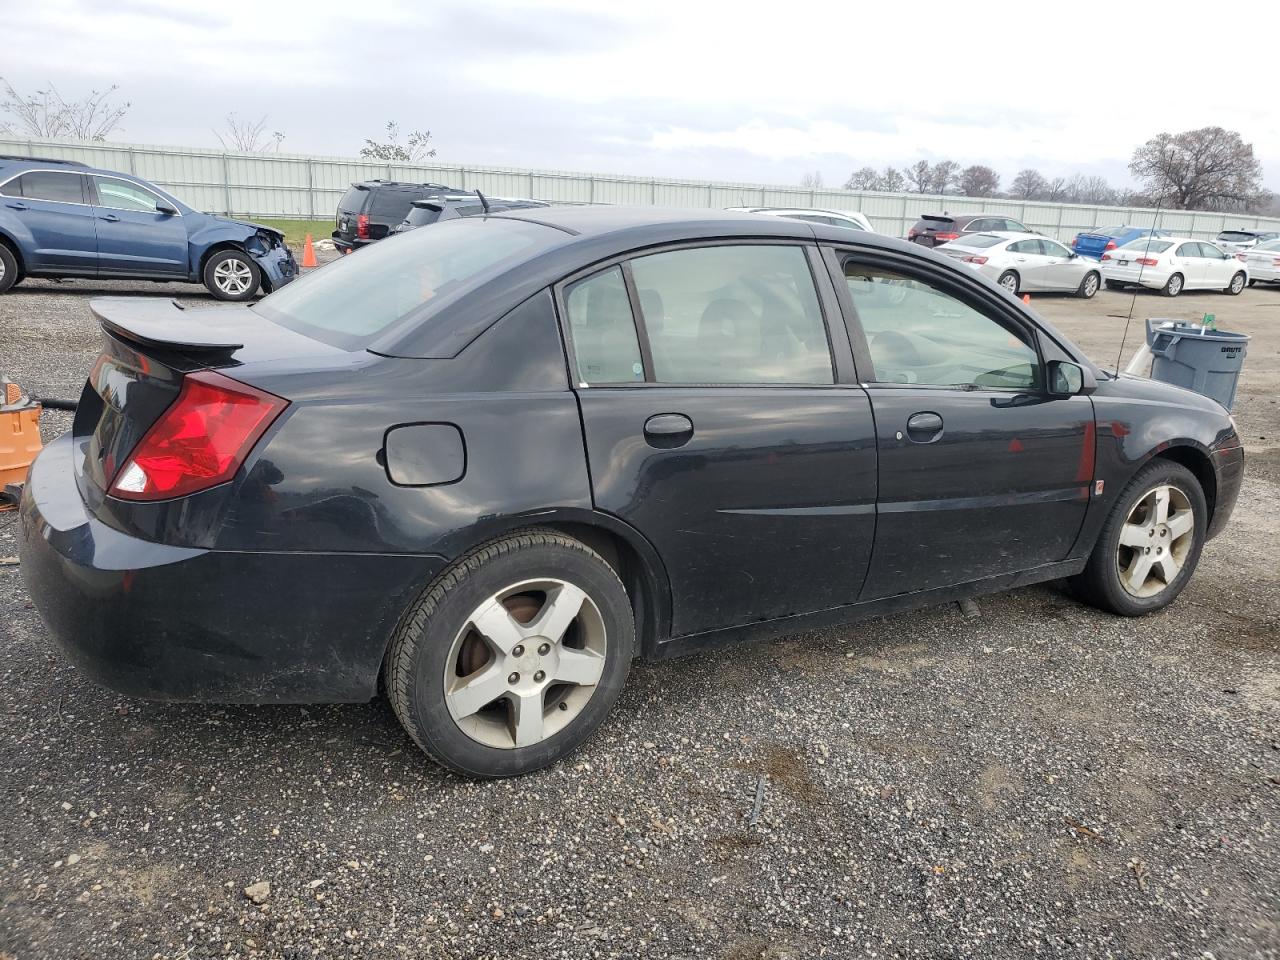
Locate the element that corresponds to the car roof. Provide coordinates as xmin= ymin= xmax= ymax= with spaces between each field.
xmin=728 ymin=206 xmax=867 ymax=218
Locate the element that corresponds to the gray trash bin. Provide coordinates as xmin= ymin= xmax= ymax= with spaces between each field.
xmin=1145 ymin=318 xmax=1250 ymax=411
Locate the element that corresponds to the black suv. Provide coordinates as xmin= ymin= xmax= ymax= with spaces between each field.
xmin=332 ymin=180 xmax=466 ymax=252
xmin=907 ymin=213 xmax=1033 ymax=247
xmin=392 ymin=195 xmax=550 ymax=235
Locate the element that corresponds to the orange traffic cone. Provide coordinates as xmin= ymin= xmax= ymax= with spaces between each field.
xmin=1022 ymin=293 xmax=1031 ymax=305
xmin=301 ymin=234 xmax=318 ymax=268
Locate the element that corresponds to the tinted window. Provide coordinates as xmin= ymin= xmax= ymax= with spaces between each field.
xmin=1197 ymin=242 xmax=1226 ymax=258
xmin=1120 ymin=238 xmax=1172 ymax=253
xmin=255 ymin=217 xmax=560 ymax=348
xmin=1095 ymin=224 xmax=1126 ymax=236
xmin=1176 ymin=242 xmax=1201 ymax=257
xmin=0 ymin=175 xmax=20 ymax=197
xmin=1042 ymin=239 xmax=1072 ymax=258
xmin=959 ymin=234 xmax=1006 ymax=249
xmin=564 ymin=267 xmax=645 ymax=384
xmin=630 ymin=245 xmax=833 ymax=385
xmin=338 ymin=185 xmax=368 ymax=214
xmin=1217 ymin=231 xmax=1255 ymax=241
xmin=844 ymin=263 xmax=1039 ymax=390
xmin=404 ymin=205 xmax=442 ymax=227
xmin=369 ymin=188 xmax=417 ymax=220
xmin=964 ymin=219 xmax=992 ymax=232
xmin=1254 ymin=239 xmax=1280 ymax=252
xmin=15 ymin=171 xmax=83 ymax=204
xmin=93 ymin=176 xmax=162 ymax=212
xmin=1004 ymin=219 xmax=1030 ymax=232
xmin=1006 ymin=239 xmax=1038 ymax=254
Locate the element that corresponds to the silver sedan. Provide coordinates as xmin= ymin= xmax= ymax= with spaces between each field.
xmin=938 ymin=232 xmax=1102 ymax=298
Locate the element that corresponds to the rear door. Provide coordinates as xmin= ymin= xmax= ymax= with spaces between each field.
xmin=832 ymin=250 xmax=1093 ymax=599
xmin=88 ymin=175 xmax=188 ymax=278
xmin=1173 ymin=241 xmax=1207 ymax=287
xmin=0 ymin=170 xmax=97 ymax=273
xmin=1006 ymin=238 xmax=1052 ymax=289
xmin=564 ymin=242 xmax=878 ymax=639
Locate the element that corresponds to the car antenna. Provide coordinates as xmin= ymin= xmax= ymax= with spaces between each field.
xmin=1112 ymin=197 xmax=1164 ymax=375
xmin=476 ymin=190 xmax=491 ymax=215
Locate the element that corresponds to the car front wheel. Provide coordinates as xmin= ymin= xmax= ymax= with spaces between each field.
xmin=1077 ymin=271 xmax=1100 ymax=299
xmin=203 ymin=249 xmax=261 ymax=301
xmin=1070 ymin=459 xmax=1206 ymax=616
xmin=0 ymin=244 xmax=18 ymax=294
xmin=1226 ymin=271 xmax=1246 ymax=295
xmin=385 ymin=529 xmax=634 ymax=777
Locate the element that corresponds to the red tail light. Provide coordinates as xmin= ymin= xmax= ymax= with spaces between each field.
xmin=934 ymin=232 xmax=960 ymax=242
xmin=1273 ymin=257 xmax=1280 ymax=267
xmin=1101 ymin=254 xmax=1112 ymax=261
xmin=356 ymin=213 xmax=370 ymax=239
xmin=963 ymin=255 xmax=988 ymax=264
xmin=1234 ymin=252 xmax=1247 ymax=262
xmin=110 ymin=371 xmax=288 ymax=501
xmin=1104 ymin=240 xmax=1117 ymax=250
xmin=1072 ymin=235 xmax=1082 ymax=247
xmin=1136 ymin=257 xmax=1159 ymax=267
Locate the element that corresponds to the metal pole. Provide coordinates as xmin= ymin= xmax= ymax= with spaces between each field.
xmin=588 ymin=176 xmax=594 ymax=205
xmin=307 ymin=159 xmax=315 ymax=220
xmin=222 ymin=153 xmax=232 ymax=216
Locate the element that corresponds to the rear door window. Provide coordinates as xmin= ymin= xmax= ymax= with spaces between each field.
xmin=13 ymin=171 xmax=85 ymax=204
xmin=564 ymin=267 xmax=645 ymax=384
xmin=629 ymin=244 xmax=833 ymax=385
xmin=1176 ymin=242 xmax=1200 ymax=258
xmin=369 ymin=188 xmax=417 ymax=221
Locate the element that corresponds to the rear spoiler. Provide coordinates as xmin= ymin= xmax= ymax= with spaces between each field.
xmin=91 ymin=298 xmax=245 ymax=352
xmin=921 ymin=214 xmax=954 ymax=224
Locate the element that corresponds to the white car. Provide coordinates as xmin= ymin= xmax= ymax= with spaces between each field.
xmin=726 ymin=206 xmax=875 ymax=232
xmin=936 ymin=231 xmax=1101 ymax=298
xmin=1101 ymin=236 xmax=1249 ymax=297
xmin=1243 ymin=238 xmax=1280 ymax=285
xmin=1214 ymin=229 xmax=1280 ymax=251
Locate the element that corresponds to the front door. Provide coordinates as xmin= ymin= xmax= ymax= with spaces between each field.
xmin=837 ymin=255 xmax=1093 ymax=599
xmin=563 ymin=244 xmax=878 ymax=638
xmin=89 ymin=175 xmax=188 ymax=278
xmin=0 ymin=170 xmax=97 ymax=273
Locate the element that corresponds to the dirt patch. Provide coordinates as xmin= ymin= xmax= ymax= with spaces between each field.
xmin=737 ymin=745 xmax=828 ymax=809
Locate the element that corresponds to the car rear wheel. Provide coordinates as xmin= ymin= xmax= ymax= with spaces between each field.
xmin=1226 ymin=271 xmax=1246 ymax=295
xmin=1070 ymin=459 xmax=1206 ymax=617
xmin=1162 ymin=273 xmax=1184 ymax=297
xmin=203 ymin=249 xmax=261 ymax=301
xmin=997 ymin=270 xmax=1019 ymax=295
xmin=385 ymin=529 xmax=634 ymax=777
xmin=1077 ymin=271 xmax=1100 ymax=299
xmin=0 ymin=244 xmax=18 ymax=294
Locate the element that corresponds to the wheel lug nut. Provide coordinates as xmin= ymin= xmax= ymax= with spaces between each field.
xmin=534 ymin=670 xmax=546 ymax=682
xmin=511 ymin=645 xmax=525 ymax=658
xmin=558 ymin=702 xmax=569 ymax=711
xmin=538 ymin=643 xmax=550 ymax=656
xmin=507 ymin=672 xmax=519 ymax=685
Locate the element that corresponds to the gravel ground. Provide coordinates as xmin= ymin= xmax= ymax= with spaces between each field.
xmin=1 ymin=270 xmax=1278 ymax=960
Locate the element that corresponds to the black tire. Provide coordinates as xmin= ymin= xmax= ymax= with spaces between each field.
xmin=1104 ymin=279 xmax=1125 ymax=291
xmin=997 ymin=270 xmax=1019 ymax=295
xmin=1076 ymin=271 xmax=1100 ymax=299
xmin=385 ymin=529 xmax=634 ymax=778
xmin=1161 ymin=273 xmax=1184 ymax=297
xmin=202 ymin=248 xmax=261 ymax=301
xmin=1225 ymin=271 xmax=1246 ymax=296
xmin=1070 ymin=459 xmax=1207 ymax=617
xmin=0 ymin=244 xmax=18 ymax=294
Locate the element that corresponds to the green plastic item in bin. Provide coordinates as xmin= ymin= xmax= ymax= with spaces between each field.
xmin=1145 ymin=318 xmax=1249 ymax=411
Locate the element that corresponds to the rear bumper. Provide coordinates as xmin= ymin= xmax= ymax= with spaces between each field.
xmin=19 ymin=436 xmax=445 ymax=704
xmin=1101 ymin=263 xmax=1169 ymax=289
xmin=331 ymin=235 xmax=374 ymax=254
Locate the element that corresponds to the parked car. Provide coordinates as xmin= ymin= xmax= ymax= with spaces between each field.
xmin=1101 ymin=236 xmax=1249 ymax=296
xmin=392 ymin=195 xmax=549 ymax=235
xmin=725 ymin=206 xmax=875 ymax=232
xmin=332 ymin=179 xmax=467 ymax=252
xmin=1071 ymin=225 xmax=1167 ymax=261
xmin=1214 ymin=228 xmax=1280 ymax=251
xmin=938 ymin=232 xmax=1101 ymax=297
xmin=1242 ymin=238 xmax=1280 ymax=285
xmin=0 ymin=156 xmax=296 ymax=300
xmin=20 ymin=207 xmax=1243 ymax=777
xmin=907 ymin=213 xmax=1033 ymax=247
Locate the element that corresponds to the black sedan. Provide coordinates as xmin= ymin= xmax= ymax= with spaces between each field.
xmin=20 ymin=207 xmax=1244 ymax=777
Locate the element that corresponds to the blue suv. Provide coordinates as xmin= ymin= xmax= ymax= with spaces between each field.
xmin=0 ymin=156 xmax=297 ymax=300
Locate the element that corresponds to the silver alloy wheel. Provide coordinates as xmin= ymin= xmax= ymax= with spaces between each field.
xmin=1000 ymin=273 xmax=1018 ymax=292
xmin=0 ymin=258 xmax=6 ymax=284
xmin=213 ymin=257 xmax=253 ymax=295
xmin=443 ymin=578 xmax=608 ymax=749
xmin=1082 ymin=273 xmax=1099 ymax=297
xmin=1167 ymin=273 xmax=1183 ymax=296
xmin=1116 ymin=484 xmax=1195 ymax=598
xmin=1230 ymin=272 xmax=1245 ymax=294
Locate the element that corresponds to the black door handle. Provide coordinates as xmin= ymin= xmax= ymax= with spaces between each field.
xmin=98 ymin=214 xmax=120 ymax=222
xmin=5 ymin=201 xmax=27 ymax=211
xmin=905 ymin=411 xmax=943 ymax=442
xmin=643 ymin=413 xmax=694 ymax=448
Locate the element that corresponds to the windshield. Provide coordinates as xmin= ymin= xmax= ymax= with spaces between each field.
xmin=1217 ymin=231 xmax=1255 ymax=241
xmin=952 ymin=233 xmax=1005 ymax=249
xmin=1092 ymin=224 xmax=1126 ymax=236
xmin=254 ymin=217 xmax=561 ymax=349
xmin=1119 ymin=238 xmax=1172 ymax=253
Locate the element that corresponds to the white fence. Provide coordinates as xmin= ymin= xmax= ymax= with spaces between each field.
xmin=4 ymin=136 xmax=1278 ymax=244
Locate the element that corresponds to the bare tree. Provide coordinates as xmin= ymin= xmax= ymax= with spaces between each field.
xmin=799 ymin=170 xmax=824 ymax=189
xmin=1065 ymin=173 xmax=1116 ymax=205
xmin=903 ymin=160 xmax=933 ymax=193
xmin=1130 ymin=126 xmax=1265 ymax=211
xmin=959 ymin=164 xmax=1000 ymax=198
xmin=360 ymin=121 xmax=436 ymax=163
xmin=928 ymin=160 xmax=960 ymax=195
xmin=1011 ymin=168 xmax=1048 ymax=200
xmin=1043 ymin=176 xmax=1069 ymax=202
xmin=844 ymin=166 xmax=881 ymax=191
xmin=0 ymin=78 xmax=129 ymax=141
xmin=878 ymin=166 xmax=905 ymax=193
xmin=215 ymin=113 xmax=284 ymax=153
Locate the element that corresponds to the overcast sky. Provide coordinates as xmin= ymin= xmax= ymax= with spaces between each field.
xmin=5 ymin=0 xmax=1277 ymax=191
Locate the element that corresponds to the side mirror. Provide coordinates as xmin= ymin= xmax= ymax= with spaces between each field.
xmin=156 ymin=202 xmax=178 ymax=216
xmin=1047 ymin=359 xmax=1096 ymax=397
